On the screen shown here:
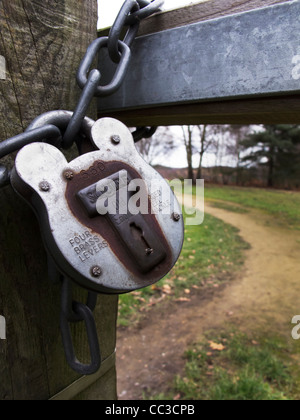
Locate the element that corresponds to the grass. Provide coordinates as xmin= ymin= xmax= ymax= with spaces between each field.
xmin=120 ymin=184 xmax=300 ymax=399
xmin=118 ymin=210 xmax=250 ymax=326
xmin=210 ymin=201 xmax=249 ymax=214
xmin=204 ymin=184 xmax=300 ymax=228
xmin=147 ymin=329 xmax=298 ymax=401
xmin=119 ymin=185 xmax=300 ymax=326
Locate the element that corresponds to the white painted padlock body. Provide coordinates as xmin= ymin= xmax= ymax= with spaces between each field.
xmin=11 ymin=118 xmax=184 ymax=294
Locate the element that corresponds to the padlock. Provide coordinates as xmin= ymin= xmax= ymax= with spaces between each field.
xmin=11 ymin=118 xmax=184 ymax=294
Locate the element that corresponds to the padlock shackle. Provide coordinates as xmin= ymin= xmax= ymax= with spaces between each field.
xmin=27 ymin=110 xmax=95 ymax=149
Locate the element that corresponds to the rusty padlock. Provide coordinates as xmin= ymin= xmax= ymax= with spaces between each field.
xmin=11 ymin=118 xmax=184 ymax=294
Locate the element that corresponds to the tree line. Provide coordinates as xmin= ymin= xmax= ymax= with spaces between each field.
xmin=135 ymin=125 xmax=300 ymax=189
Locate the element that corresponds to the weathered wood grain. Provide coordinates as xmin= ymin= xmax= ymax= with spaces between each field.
xmin=138 ymin=0 xmax=292 ymax=36
xmin=0 ymin=0 xmax=118 ymax=400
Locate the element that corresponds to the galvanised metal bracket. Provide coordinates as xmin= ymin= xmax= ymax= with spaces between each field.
xmin=98 ymin=1 xmax=300 ymax=114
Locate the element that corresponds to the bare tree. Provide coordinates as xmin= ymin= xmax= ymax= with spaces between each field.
xmin=196 ymin=124 xmax=218 ymax=179
xmin=181 ymin=125 xmax=220 ymax=182
xmin=135 ymin=127 xmax=177 ymax=166
xmin=226 ymin=125 xmax=253 ymax=184
xmin=182 ymin=125 xmax=195 ymax=182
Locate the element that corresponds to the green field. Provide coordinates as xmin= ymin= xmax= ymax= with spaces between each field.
xmin=118 ymin=210 xmax=249 ymax=326
xmin=119 ymin=185 xmax=300 ymax=326
xmin=119 ymin=185 xmax=300 ymax=400
xmin=148 ymin=329 xmax=298 ymax=401
xmin=204 ymin=185 xmax=300 ymax=228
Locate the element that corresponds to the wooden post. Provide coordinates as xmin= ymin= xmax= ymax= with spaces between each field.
xmin=0 ymin=0 xmax=118 ymax=400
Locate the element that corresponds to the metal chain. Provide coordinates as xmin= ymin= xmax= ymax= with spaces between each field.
xmin=0 ymin=0 xmax=164 ymax=375
xmin=0 ymin=125 xmax=62 ymax=188
xmin=0 ymin=112 xmax=95 ymax=187
xmin=61 ymin=0 xmax=163 ymax=374
xmin=63 ymin=0 xmax=161 ymax=149
xmin=60 ymin=278 xmax=101 ymax=375
xmin=133 ymin=126 xmax=158 ymax=142
xmin=108 ymin=0 xmax=140 ymax=64
xmin=0 ymin=0 xmax=162 ymax=186
xmin=126 ymin=0 xmax=164 ymax=24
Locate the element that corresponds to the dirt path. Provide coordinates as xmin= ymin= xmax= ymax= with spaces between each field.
xmin=116 ymin=199 xmax=300 ymax=400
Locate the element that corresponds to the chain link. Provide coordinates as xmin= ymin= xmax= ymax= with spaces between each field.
xmin=60 ymin=278 xmax=101 ymax=375
xmin=76 ymin=38 xmax=131 ymax=97
xmin=126 ymin=0 xmax=164 ymax=25
xmin=64 ymin=0 xmax=163 ymax=146
xmin=0 ymin=125 xmax=61 ymax=187
xmin=60 ymin=277 xmax=98 ymax=323
xmin=132 ymin=126 xmax=157 ymax=142
xmin=62 ymin=69 xmax=102 ymax=149
xmin=108 ymin=0 xmax=140 ymax=63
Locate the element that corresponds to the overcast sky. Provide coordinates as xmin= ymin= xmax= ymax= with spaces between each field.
xmin=98 ymin=0 xmax=202 ymax=28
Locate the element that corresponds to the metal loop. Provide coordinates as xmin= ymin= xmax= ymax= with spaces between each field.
xmin=77 ymin=37 xmax=131 ymax=97
xmin=61 ymin=277 xmax=98 ymax=323
xmin=60 ymin=302 xmax=101 ymax=376
xmin=125 ymin=0 xmax=164 ymax=26
xmin=0 ymin=165 xmax=10 ymax=188
xmin=0 ymin=125 xmax=62 ymax=159
xmin=60 ymin=278 xmax=101 ymax=375
xmin=0 ymin=125 xmax=62 ymax=187
xmin=108 ymin=0 xmax=140 ymax=64
xmin=62 ymin=70 xmax=101 ymax=149
xmin=137 ymin=0 xmax=152 ymax=7
xmin=0 ymin=111 xmax=95 ymax=185
xmin=27 ymin=110 xmax=96 ymax=150
xmin=133 ymin=126 xmax=157 ymax=142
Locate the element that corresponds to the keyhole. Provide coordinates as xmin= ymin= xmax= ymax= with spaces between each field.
xmin=130 ymin=223 xmax=153 ymax=255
